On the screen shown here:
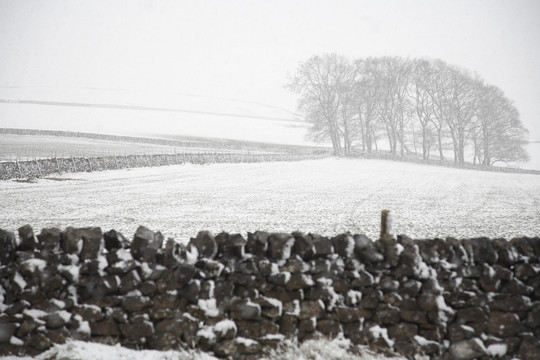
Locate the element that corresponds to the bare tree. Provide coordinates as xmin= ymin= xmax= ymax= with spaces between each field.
xmin=286 ymin=54 xmax=357 ymax=155
xmin=288 ymin=54 xmax=530 ymax=167
xmin=476 ymin=84 xmax=530 ymax=166
xmin=409 ymin=59 xmax=437 ymax=160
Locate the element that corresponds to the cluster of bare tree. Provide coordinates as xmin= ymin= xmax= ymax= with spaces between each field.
xmin=287 ymin=54 xmax=530 ymax=166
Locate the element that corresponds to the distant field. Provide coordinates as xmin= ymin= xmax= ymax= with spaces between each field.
xmin=0 ymin=133 xmax=203 ymax=161
xmin=0 ymin=131 xmax=316 ymax=162
xmin=1 ymin=158 xmax=538 ymax=242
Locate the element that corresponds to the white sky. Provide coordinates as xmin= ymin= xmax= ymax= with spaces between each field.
xmin=0 ymin=0 xmax=539 ymax=140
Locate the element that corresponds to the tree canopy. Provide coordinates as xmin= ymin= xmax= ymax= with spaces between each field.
xmin=287 ymin=55 xmax=530 ymax=167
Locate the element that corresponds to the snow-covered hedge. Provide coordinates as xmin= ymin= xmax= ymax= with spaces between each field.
xmin=0 ymin=226 xmax=539 ymax=359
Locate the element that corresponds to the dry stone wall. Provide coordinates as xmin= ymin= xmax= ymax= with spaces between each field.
xmin=0 ymin=152 xmax=328 ymax=181
xmin=0 ymin=226 xmax=539 ymax=359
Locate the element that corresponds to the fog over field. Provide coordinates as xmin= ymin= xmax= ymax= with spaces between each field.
xmin=1 ymin=1 xmax=540 ymax=359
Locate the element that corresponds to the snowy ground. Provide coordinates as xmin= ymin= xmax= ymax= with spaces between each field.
xmin=0 ymin=338 xmax=408 ymax=360
xmin=0 ymin=134 xmax=233 ymax=162
xmin=0 ymin=158 xmax=538 ymax=241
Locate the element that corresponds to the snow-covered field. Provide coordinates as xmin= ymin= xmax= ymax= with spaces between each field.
xmin=0 ymin=158 xmax=538 ymax=241
xmin=0 ymin=134 xmax=230 ymax=162
xmin=0 ymin=338 xmax=408 ymax=360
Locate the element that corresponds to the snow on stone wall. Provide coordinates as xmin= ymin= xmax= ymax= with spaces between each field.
xmin=0 ymin=226 xmax=539 ymax=359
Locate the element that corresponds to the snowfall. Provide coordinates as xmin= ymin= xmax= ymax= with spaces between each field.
xmin=1 ymin=157 xmax=539 ymax=359
xmin=0 ymin=158 xmax=538 ymax=242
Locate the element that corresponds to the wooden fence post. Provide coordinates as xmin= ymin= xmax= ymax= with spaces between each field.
xmin=380 ymin=210 xmax=392 ymax=240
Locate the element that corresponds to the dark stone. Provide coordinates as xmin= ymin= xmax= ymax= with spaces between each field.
xmin=103 ymin=229 xmax=129 ymax=251
xmin=0 ymin=322 xmax=17 ymax=343
xmin=382 ymin=293 xmax=402 ymax=307
xmin=285 ymin=273 xmax=314 ymax=291
xmin=268 ymin=233 xmax=295 ymax=260
xmin=399 ymin=279 xmax=422 ymax=298
xmin=299 ymin=300 xmax=324 ymax=319
xmin=488 ymin=311 xmax=522 ymax=337
xmin=119 ymin=320 xmax=154 ymax=340
xmin=354 ymin=234 xmax=383 ymax=263
xmin=335 ymin=306 xmax=366 ymax=323
xmin=413 ymin=337 xmax=441 ymax=356
xmin=350 ymin=269 xmax=375 ymax=288
xmin=374 ymin=304 xmax=400 ymax=325
xmin=60 ymin=227 xmax=83 ymax=254
xmin=178 ymin=281 xmax=201 ymax=304
xmin=268 ymin=272 xmax=291 ymax=286
xmin=527 ymin=303 xmax=540 ymax=328
xmin=491 ymin=294 xmax=531 ymax=312
xmin=0 ymin=229 xmax=17 ymax=265
xmin=332 ymin=233 xmax=355 ymax=258
xmin=90 ymin=318 xmax=120 ymax=336
xmin=400 ymin=310 xmax=428 ymax=325
xmin=257 ymin=259 xmax=274 ymax=277
xmin=254 ymin=297 xmax=282 ymax=319
xmin=456 ymin=307 xmax=487 ymax=335
xmin=46 ymin=311 xmax=70 ymax=329
xmin=233 ymin=258 xmax=259 ymax=275
xmin=18 ymin=225 xmax=36 ymax=251
xmin=502 ymin=278 xmax=534 ymax=295
xmin=189 ymin=231 xmax=218 ymax=259
xmin=214 ymin=281 xmax=234 ymax=306
xmin=213 ymin=340 xmax=238 ymax=358
xmin=448 ymin=323 xmax=476 ymax=341
xmin=279 ymin=314 xmax=298 ymax=336
xmin=246 ymin=231 xmax=269 ymax=257
xmin=317 ymin=319 xmax=340 ymax=336
xmin=467 ymin=237 xmax=498 ymax=264
xmin=229 ymin=234 xmax=247 ymax=258
xmin=280 ymin=258 xmax=309 ymax=274
xmin=299 ymin=318 xmax=316 ymax=334
xmin=155 ymin=318 xmax=183 ymax=334
xmin=17 ymin=318 xmax=40 ymax=338
xmin=493 ymin=238 xmax=518 ymax=265
xmin=394 ymin=341 xmax=421 ymax=358
xmin=131 ymin=226 xmax=163 ymax=262
xmin=493 ymin=265 xmax=513 ymax=281
xmin=342 ymin=321 xmax=362 ymax=338
xmin=388 ymin=323 xmax=418 ymax=341
xmin=292 ymin=232 xmax=315 ymax=260
xmin=140 ymin=280 xmax=157 ymax=296
xmin=511 ymin=237 xmax=535 ymax=258
xmin=173 ymin=263 xmax=196 ymax=286
xmin=360 ymin=290 xmax=382 ymax=310
xmin=379 ymin=237 xmax=401 ymax=267
xmin=514 ymin=263 xmax=537 ymax=280
xmin=76 ymin=227 xmax=103 ymax=260
xmin=119 ymin=269 xmax=141 ymax=294
xmin=311 ymin=234 xmax=333 ymax=257
xmin=122 ymin=293 xmax=150 ymax=312
xmin=46 ymin=327 xmax=70 ymax=344
xmin=258 ymin=319 xmax=279 ymax=337
xmin=235 ymin=320 xmax=261 ymax=339
xmin=28 ymin=332 xmax=52 ymax=351
xmin=418 ymin=294 xmax=439 ymax=312
xmin=72 ymin=305 xmax=103 ymax=322
xmin=380 ymin=276 xmax=399 ymax=292
xmin=518 ymin=335 xmax=540 ymax=360
xmin=231 ymin=299 xmax=261 ymax=320
xmin=37 ymin=228 xmax=61 ymax=251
